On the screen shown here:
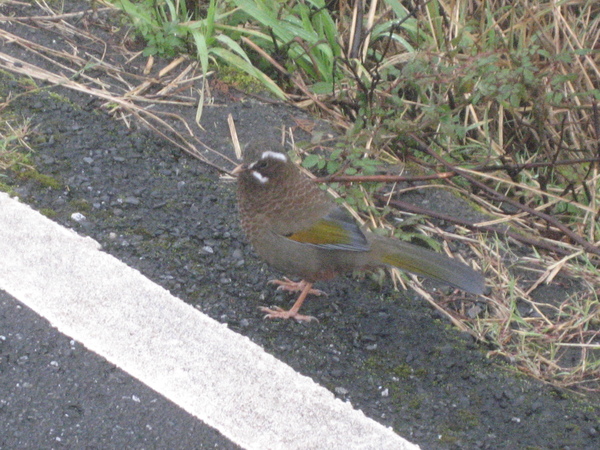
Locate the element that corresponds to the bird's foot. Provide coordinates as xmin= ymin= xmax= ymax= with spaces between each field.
xmin=259 ymin=306 xmax=318 ymax=323
xmin=268 ymin=278 xmax=326 ymax=296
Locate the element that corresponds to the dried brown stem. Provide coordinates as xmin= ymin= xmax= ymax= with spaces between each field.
xmin=374 ymin=195 xmax=587 ymax=259
xmin=315 ymin=172 xmax=456 ymax=183
xmin=409 ymin=135 xmax=600 ymax=258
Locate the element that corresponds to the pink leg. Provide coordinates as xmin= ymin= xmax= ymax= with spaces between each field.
xmin=268 ymin=277 xmax=326 ymax=296
xmin=260 ymin=280 xmax=320 ymax=322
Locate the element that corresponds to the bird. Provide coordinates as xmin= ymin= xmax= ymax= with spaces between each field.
xmin=233 ymin=140 xmax=485 ymax=322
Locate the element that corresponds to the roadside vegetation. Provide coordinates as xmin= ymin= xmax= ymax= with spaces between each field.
xmin=0 ymin=114 xmax=34 ymax=194
xmin=2 ymin=0 xmax=598 ymax=390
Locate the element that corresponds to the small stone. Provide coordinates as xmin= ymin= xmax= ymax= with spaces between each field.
xmin=83 ymin=157 xmax=94 ymax=164
xmin=467 ymin=304 xmax=483 ymax=318
xmin=334 ymin=387 xmax=348 ymax=396
xmin=330 ymin=369 xmax=343 ymax=378
xmin=124 ymin=196 xmax=140 ymax=205
xmin=71 ymin=212 xmax=86 ymax=222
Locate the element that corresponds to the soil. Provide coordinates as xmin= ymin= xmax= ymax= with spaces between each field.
xmin=1 ymin=2 xmax=599 ymax=449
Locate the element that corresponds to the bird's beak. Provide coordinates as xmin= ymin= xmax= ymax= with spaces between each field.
xmin=231 ymin=163 xmax=245 ymax=176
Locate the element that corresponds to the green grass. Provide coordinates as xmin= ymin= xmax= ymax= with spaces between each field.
xmin=0 ymin=119 xmax=34 ymax=172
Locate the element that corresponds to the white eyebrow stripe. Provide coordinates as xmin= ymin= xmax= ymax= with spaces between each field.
xmin=261 ymin=151 xmax=287 ymax=162
xmin=251 ymin=170 xmax=269 ymax=184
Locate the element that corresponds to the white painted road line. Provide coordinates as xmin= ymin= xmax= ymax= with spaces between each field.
xmin=0 ymin=193 xmax=419 ymax=450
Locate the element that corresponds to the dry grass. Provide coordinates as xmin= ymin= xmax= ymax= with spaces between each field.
xmin=0 ymin=2 xmax=236 ymax=171
xmin=0 ymin=118 xmax=34 ymax=171
xmin=287 ymin=0 xmax=600 ymax=390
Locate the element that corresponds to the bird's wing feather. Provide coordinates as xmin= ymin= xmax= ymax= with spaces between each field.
xmin=284 ymin=207 xmax=370 ymax=252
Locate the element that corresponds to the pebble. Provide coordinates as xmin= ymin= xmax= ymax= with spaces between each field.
xmin=124 ymin=196 xmax=140 ymax=205
xmin=330 ymin=369 xmax=343 ymax=378
xmin=70 ymin=212 xmax=86 ymax=222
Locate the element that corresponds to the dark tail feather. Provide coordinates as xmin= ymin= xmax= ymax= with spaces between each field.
xmin=370 ymin=234 xmax=485 ymax=295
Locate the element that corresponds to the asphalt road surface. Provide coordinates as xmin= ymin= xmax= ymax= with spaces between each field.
xmin=0 ymin=192 xmax=417 ymax=449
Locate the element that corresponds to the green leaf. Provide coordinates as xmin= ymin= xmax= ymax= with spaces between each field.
xmin=216 ymin=34 xmax=251 ymax=63
xmin=302 ymin=153 xmax=321 ymax=168
xmin=311 ymin=81 xmax=334 ymax=95
xmin=326 ymin=160 xmax=340 ymax=173
xmin=192 ymin=31 xmax=210 ymax=75
xmin=211 ymin=48 xmax=286 ymax=99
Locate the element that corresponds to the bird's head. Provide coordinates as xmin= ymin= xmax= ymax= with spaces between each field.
xmin=232 ymin=141 xmax=293 ymax=187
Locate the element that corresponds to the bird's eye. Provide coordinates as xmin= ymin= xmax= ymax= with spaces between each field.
xmin=252 ymin=159 xmax=269 ymax=170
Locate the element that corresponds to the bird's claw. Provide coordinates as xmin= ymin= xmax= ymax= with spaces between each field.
xmin=259 ymin=306 xmax=318 ymax=323
xmin=268 ymin=278 xmax=326 ymax=296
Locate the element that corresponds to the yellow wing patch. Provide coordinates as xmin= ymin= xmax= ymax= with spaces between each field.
xmin=287 ymin=220 xmax=351 ymax=245
xmin=285 ymin=219 xmax=370 ymax=252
